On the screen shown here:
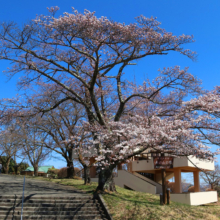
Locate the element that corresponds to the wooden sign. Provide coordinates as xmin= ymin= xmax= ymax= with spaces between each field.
xmin=154 ymin=156 xmax=173 ymax=169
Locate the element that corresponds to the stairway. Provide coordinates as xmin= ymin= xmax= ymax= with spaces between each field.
xmin=0 ymin=195 xmax=108 ymax=220
xmin=114 ymin=170 xmax=162 ymax=194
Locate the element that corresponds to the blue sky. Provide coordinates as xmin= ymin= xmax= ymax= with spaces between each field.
xmin=0 ymin=0 xmax=219 ymax=168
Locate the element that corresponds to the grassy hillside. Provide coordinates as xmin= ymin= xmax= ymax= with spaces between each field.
xmin=25 ymin=176 xmax=220 ymax=220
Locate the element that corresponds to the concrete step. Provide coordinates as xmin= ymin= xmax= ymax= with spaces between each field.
xmin=0 ymin=195 xmax=108 ymax=220
xmin=1 ymin=214 xmax=106 ymax=220
xmin=0 ymin=195 xmax=93 ymax=200
xmin=0 ymin=210 xmax=103 ymax=215
xmin=0 ymin=206 xmax=100 ymax=211
xmin=0 ymin=200 xmax=98 ymax=205
xmin=0 ymin=203 xmax=99 ymax=208
xmin=0 ymin=198 xmax=94 ymax=203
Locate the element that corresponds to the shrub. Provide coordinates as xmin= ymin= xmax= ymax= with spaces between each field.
xmin=188 ymin=186 xmax=195 ymax=192
xmin=205 ymin=188 xmax=215 ymax=191
xmin=58 ymin=167 xmax=83 ymax=178
xmin=214 ymin=186 xmax=220 ymax=196
xmin=58 ymin=167 xmax=68 ymax=178
xmin=48 ymin=168 xmax=59 ymax=179
xmin=205 ymin=186 xmax=220 ymax=197
xmin=18 ymin=163 xmax=29 ymax=172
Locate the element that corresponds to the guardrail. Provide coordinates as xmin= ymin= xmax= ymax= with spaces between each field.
xmin=21 ymin=176 xmax=25 ymax=220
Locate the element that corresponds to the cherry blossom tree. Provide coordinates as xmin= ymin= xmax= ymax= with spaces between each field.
xmin=0 ymin=7 xmax=220 ymax=191
xmin=75 ymin=90 xmax=220 ymax=191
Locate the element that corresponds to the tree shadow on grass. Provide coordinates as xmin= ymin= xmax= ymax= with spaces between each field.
xmin=104 ymin=192 xmax=191 ymax=220
xmin=105 ymin=192 xmax=159 ymax=206
xmin=120 ymin=201 xmax=159 ymax=220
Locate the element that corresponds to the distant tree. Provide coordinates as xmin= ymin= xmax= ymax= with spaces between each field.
xmin=200 ymin=164 xmax=220 ymax=189
xmin=0 ymin=156 xmax=15 ymax=173
xmin=0 ymin=123 xmax=23 ymax=174
xmin=23 ymin=86 xmax=91 ymax=180
xmin=18 ymin=162 xmax=29 ymax=173
xmin=34 ymin=98 xmax=86 ymax=179
xmin=21 ymin=120 xmax=51 ymax=176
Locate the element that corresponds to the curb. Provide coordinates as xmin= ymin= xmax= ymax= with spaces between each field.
xmin=94 ymin=193 xmax=113 ymax=220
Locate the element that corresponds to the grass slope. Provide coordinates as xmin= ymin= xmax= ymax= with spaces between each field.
xmin=25 ymin=176 xmax=220 ymax=220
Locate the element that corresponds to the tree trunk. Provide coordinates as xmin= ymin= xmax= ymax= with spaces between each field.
xmin=34 ymin=165 xmax=38 ymax=177
xmin=78 ymin=152 xmax=91 ymax=184
xmin=83 ymin=165 xmax=91 ymax=185
xmin=14 ymin=166 xmax=18 ymax=175
xmin=4 ymin=158 xmax=11 ymax=174
xmin=96 ymin=166 xmax=116 ymax=192
xmin=67 ymin=161 xmax=75 ymax=178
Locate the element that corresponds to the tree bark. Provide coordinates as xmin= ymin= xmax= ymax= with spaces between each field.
xmin=4 ymin=157 xmax=11 ymax=174
xmin=96 ymin=166 xmax=116 ymax=192
xmin=83 ymin=165 xmax=91 ymax=185
xmin=34 ymin=165 xmax=38 ymax=176
xmin=78 ymin=151 xmax=91 ymax=184
xmin=67 ymin=160 xmax=75 ymax=178
xmin=14 ymin=166 xmax=18 ymax=175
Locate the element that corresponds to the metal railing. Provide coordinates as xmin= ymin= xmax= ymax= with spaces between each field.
xmin=21 ymin=176 xmax=25 ymax=220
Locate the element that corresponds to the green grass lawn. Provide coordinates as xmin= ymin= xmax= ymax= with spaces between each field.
xmin=23 ymin=176 xmax=220 ymax=220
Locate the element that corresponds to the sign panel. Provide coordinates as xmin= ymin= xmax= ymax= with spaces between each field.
xmin=153 ymin=156 xmax=173 ymax=169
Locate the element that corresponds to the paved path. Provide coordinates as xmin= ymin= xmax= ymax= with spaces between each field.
xmin=0 ymin=174 xmax=86 ymax=197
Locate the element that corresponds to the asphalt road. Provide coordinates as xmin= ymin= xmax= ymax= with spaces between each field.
xmin=0 ymin=174 xmax=85 ymax=196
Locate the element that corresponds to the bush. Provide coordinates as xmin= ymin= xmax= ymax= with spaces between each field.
xmin=188 ymin=186 xmax=195 ymax=192
xmin=48 ymin=168 xmax=59 ymax=179
xmin=214 ymin=186 xmax=220 ymax=196
xmin=205 ymin=188 xmax=215 ymax=191
xmin=57 ymin=167 xmax=82 ymax=179
xmin=58 ymin=167 xmax=68 ymax=178
xmin=18 ymin=163 xmax=29 ymax=172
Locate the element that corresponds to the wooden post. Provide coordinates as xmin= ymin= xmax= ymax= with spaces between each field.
xmin=127 ymin=161 xmax=133 ymax=173
xmin=193 ymin=171 xmax=200 ymax=192
xmin=160 ymin=193 xmax=163 ymax=205
xmin=166 ymin=188 xmax=170 ymax=205
xmin=161 ymin=169 xmax=167 ymax=204
xmin=174 ymin=168 xmax=182 ymax=193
